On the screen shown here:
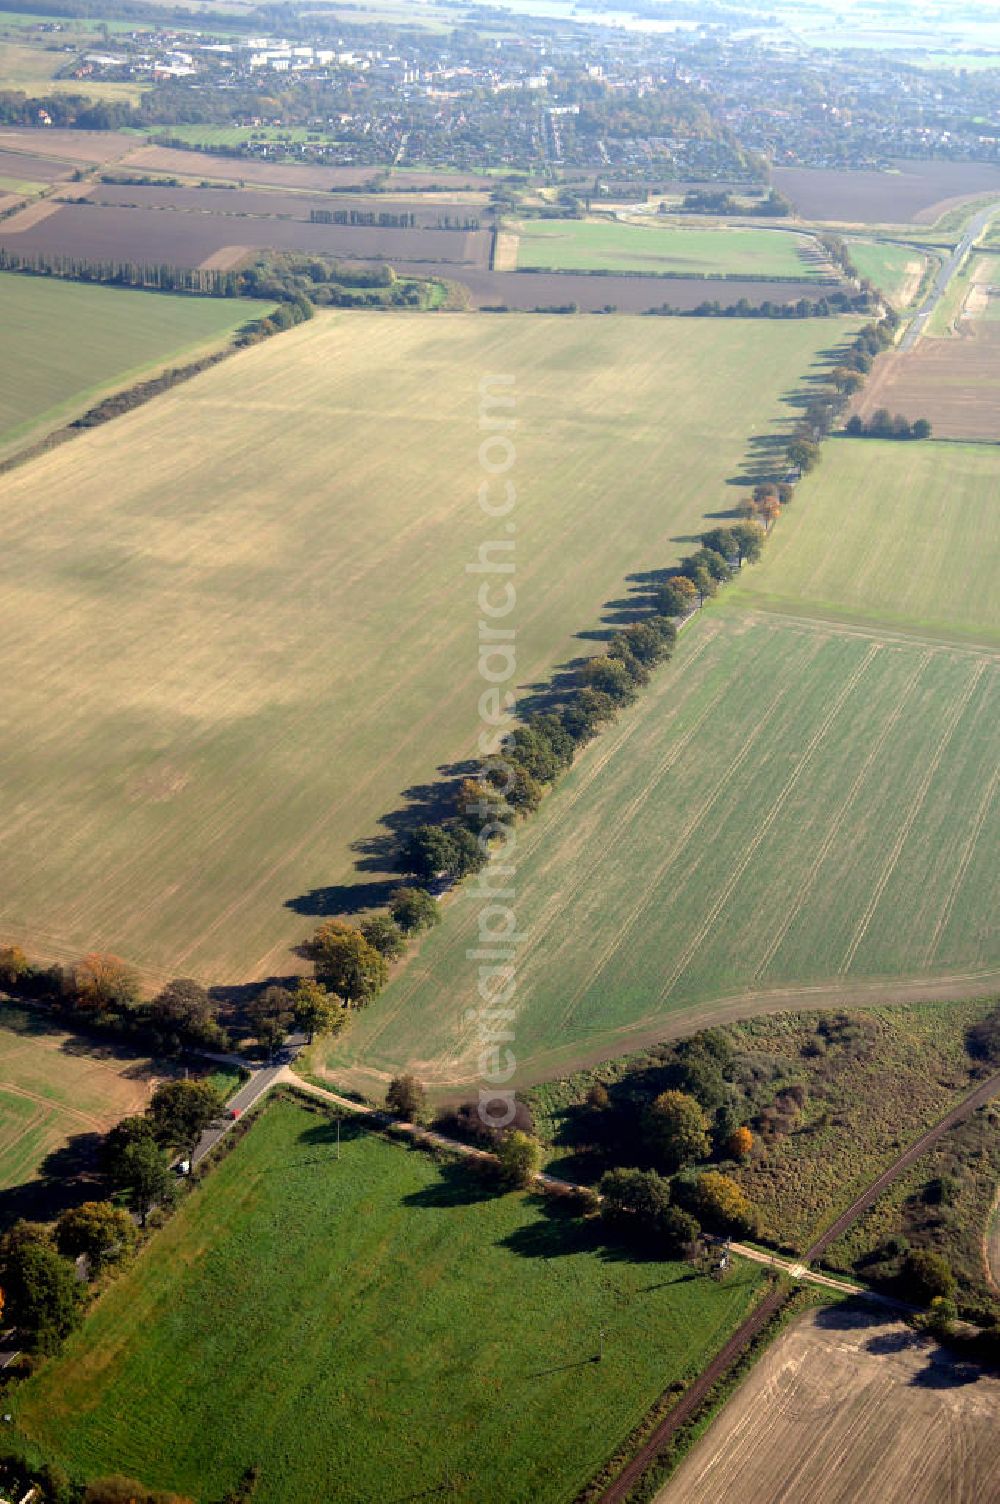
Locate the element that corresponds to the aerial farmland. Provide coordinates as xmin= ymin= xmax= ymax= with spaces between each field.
xmin=0 ymin=3 xmax=998 ymax=1502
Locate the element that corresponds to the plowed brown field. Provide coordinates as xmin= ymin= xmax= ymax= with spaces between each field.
xmin=773 ymin=159 xmax=1000 ymax=224
xmin=854 ymin=325 xmax=1000 ymax=440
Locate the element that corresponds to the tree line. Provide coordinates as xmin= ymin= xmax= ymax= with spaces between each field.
xmin=292 ymin=308 xmax=908 ymax=1034
xmin=308 ymin=209 xmax=481 ymax=231
xmin=291 ymin=521 xmax=771 ymax=1029
xmin=781 ymin=309 xmax=902 ymax=476
xmin=845 ymin=410 xmax=932 ymax=440
xmin=0 ymin=246 xmax=437 ymax=313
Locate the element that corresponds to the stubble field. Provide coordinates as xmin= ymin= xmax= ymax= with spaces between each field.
xmin=0 ymin=311 xmax=844 ymax=983
xmin=10 ymin=1096 xmax=765 ymax=1503
xmin=0 ymin=1004 xmax=164 ymax=1213
xmin=657 ymin=1305 xmax=1000 ymax=1504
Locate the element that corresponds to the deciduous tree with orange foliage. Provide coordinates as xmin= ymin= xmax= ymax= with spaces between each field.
xmin=73 ymin=953 xmax=142 ymax=1014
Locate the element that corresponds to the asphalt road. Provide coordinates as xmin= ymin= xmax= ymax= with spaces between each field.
xmin=899 ymin=201 xmax=1000 ymax=350
xmin=189 ymin=1035 xmax=307 ymax=1168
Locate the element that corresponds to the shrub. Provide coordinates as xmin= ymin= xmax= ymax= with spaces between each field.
xmin=385 ymin=1074 xmax=426 ymax=1122
xmin=0 ymin=944 xmax=29 ymax=987
xmin=72 ymin=952 xmax=142 ymax=1014
xmin=498 ymin=1130 xmax=541 ymax=1188
xmin=646 ymin=1090 xmax=710 ymax=1171
xmin=389 ymin=886 xmax=441 ymax=934
xmin=901 ymin=1248 xmax=956 ymax=1305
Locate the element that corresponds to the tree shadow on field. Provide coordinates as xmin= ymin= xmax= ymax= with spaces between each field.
xmin=813 ymin=1301 xmax=992 ymax=1389
xmin=0 ymin=1130 xmax=106 ymax=1229
xmin=909 ymin=1354 xmax=986 ymax=1389
xmin=402 ymin=1158 xmax=500 ymax=1209
xmin=296 ymin=1115 xmax=369 ymax=1152
xmin=284 ymin=760 xmax=477 ymax=919
xmin=499 ymin=1194 xmax=602 ymax=1261
xmin=285 ymin=878 xmax=399 ymax=918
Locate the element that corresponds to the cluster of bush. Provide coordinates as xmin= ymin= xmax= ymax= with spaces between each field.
xmin=0 ymin=1077 xmax=228 ymax=1361
xmin=844 ymin=410 xmax=932 ymax=440
xmin=233 ymin=289 xmax=314 ymax=345
xmin=678 ymin=187 xmax=791 ymax=216
xmin=382 ymin=1045 xmax=756 ymax=1257
xmin=238 ymin=253 xmax=430 ymax=309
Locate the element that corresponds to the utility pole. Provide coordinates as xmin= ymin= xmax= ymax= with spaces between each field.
xmin=597 ymin=1328 xmax=605 ymax=1363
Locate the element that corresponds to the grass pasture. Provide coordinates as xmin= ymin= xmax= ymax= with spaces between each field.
xmin=657 ymin=1305 xmax=1000 ymax=1504
xmin=10 ymin=1096 xmax=765 ymax=1502
xmin=729 ymin=437 xmax=1000 ymax=642
xmin=513 ymin=218 xmax=821 ymax=279
xmin=0 ymin=273 xmax=269 ymax=453
xmin=845 ymin=238 xmax=927 ymax=306
xmin=325 ymin=610 xmax=998 ymax=1092
xmin=0 ymin=311 xmax=845 ymax=984
xmin=0 ymin=1004 xmax=163 ymax=1220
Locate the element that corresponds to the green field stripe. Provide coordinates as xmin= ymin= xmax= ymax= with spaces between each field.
xmin=661 ymin=640 xmax=881 ymax=1002
xmin=752 ymin=647 xmax=932 ymax=979
xmin=925 ymin=765 xmax=999 ymax=966
xmin=839 ymin=659 xmax=987 ymax=973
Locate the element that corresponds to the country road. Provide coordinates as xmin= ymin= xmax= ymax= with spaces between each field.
xmin=899 ymin=200 xmax=1000 ymax=349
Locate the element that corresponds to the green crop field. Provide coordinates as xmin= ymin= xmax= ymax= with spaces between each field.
xmin=0 ymin=310 xmax=846 ymax=984
xmin=10 ymin=1096 xmax=764 ymax=1501
xmin=845 ymin=239 xmax=927 ymax=305
xmin=324 ymin=607 xmax=998 ymax=1093
xmin=729 ymin=437 xmax=1000 ymax=644
xmin=0 ymin=1004 xmax=162 ymax=1206
xmin=0 ymin=274 xmax=270 ymax=454
xmin=513 ymin=218 xmax=822 ymax=279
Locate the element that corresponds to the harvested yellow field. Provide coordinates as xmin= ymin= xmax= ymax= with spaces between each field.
xmin=659 ymin=1305 xmax=1000 ymax=1504
xmin=0 ymin=311 xmax=843 ymax=984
